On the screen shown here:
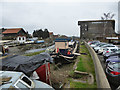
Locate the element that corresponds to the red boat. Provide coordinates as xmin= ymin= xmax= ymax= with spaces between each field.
xmin=1 ymin=53 xmax=53 ymax=85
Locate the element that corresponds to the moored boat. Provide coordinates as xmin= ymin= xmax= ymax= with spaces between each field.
xmin=50 ymin=38 xmax=80 ymax=64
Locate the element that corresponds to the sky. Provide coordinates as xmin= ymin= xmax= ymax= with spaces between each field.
xmin=0 ymin=0 xmax=119 ymax=36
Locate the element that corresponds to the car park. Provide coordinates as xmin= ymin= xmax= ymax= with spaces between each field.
xmin=0 ymin=71 xmax=54 ymax=89
xmin=94 ymin=43 xmax=108 ymax=53
xmin=103 ymin=47 xmax=118 ymax=55
xmin=105 ymin=55 xmax=120 ymax=66
xmin=88 ymin=40 xmax=100 ymax=45
xmin=90 ymin=42 xmax=100 ymax=48
xmin=98 ymin=45 xmax=117 ymax=55
xmin=103 ymin=49 xmax=120 ymax=60
xmin=106 ymin=62 xmax=120 ymax=86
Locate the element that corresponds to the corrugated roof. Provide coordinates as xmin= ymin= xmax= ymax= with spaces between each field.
xmin=2 ymin=28 xmax=22 ymax=34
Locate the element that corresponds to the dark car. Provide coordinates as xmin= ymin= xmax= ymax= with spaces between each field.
xmin=105 ymin=56 xmax=120 ymax=66
xmin=103 ymin=49 xmax=120 ymax=61
xmin=106 ymin=62 xmax=120 ymax=86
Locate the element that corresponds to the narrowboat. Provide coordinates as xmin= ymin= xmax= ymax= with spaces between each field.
xmin=50 ymin=38 xmax=79 ymax=64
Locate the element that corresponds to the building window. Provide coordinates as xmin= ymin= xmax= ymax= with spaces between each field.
xmin=19 ymin=37 xmax=21 ymax=40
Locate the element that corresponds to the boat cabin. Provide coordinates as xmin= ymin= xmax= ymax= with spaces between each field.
xmin=55 ymin=38 xmax=71 ymax=53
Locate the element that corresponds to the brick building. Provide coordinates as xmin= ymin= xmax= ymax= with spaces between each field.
xmin=78 ymin=20 xmax=115 ymax=40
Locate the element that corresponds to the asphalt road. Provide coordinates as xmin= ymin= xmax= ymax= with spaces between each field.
xmin=97 ymin=54 xmax=119 ymax=90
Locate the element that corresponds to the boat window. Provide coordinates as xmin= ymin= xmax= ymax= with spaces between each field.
xmin=22 ymin=76 xmax=31 ymax=86
xmin=16 ymin=81 xmax=29 ymax=89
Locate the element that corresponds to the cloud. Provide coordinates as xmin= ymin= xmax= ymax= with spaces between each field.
xmin=1 ymin=2 xmax=118 ymax=36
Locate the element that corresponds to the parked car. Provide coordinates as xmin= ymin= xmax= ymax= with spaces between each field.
xmin=106 ymin=62 xmax=120 ymax=86
xmin=0 ymin=71 xmax=54 ymax=89
xmin=90 ymin=42 xmax=100 ymax=48
xmin=98 ymin=45 xmax=117 ymax=55
xmin=94 ymin=43 xmax=108 ymax=53
xmin=103 ymin=49 xmax=120 ymax=60
xmin=105 ymin=55 xmax=120 ymax=66
xmin=103 ymin=47 xmax=118 ymax=55
xmin=88 ymin=40 xmax=100 ymax=45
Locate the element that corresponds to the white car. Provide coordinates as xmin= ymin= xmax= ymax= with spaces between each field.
xmin=103 ymin=47 xmax=119 ymax=55
xmin=98 ymin=44 xmax=116 ymax=55
xmin=94 ymin=43 xmax=108 ymax=53
xmin=90 ymin=42 xmax=100 ymax=48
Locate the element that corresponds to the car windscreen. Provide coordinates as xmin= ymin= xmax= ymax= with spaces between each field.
xmin=115 ymin=50 xmax=120 ymax=54
xmin=113 ymin=63 xmax=120 ymax=71
xmin=99 ymin=44 xmax=106 ymax=47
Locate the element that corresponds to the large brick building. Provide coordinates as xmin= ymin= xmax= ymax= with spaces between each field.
xmin=78 ymin=20 xmax=115 ymax=40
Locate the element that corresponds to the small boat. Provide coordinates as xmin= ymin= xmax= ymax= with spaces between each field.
xmin=50 ymin=38 xmax=80 ymax=64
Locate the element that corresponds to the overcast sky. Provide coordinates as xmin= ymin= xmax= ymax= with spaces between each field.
xmin=0 ymin=0 xmax=119 ymax=36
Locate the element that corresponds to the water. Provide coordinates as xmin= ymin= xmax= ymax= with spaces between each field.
xmin=25 ymin=45 xmax=55 ymax=54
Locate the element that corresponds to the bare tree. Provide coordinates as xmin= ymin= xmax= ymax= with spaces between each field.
xmin=101 ymin=12 xmax=115 ymax=20
xmin=101 ymin=12 xmax=115 ymax=41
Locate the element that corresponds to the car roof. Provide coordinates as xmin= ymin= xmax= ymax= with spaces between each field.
xmin=106 ymin=47 xmax=118 ymax=49
xmin=0 ymin=71 xmax=23 ymax=88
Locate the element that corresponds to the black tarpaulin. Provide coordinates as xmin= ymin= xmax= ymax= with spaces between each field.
xmin=1 ymin=52 xmax=53 ymax=76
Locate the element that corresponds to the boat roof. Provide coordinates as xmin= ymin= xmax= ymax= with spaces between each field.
xmin=55 ymin=38 xmax=71 ymax=42
xmin=1 ymin=53 xmax=53 ymax=76
xmin=0 ymin=71 xmax=23 ymax=88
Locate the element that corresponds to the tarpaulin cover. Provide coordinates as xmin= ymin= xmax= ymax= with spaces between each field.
xmin=1 ymin=52 xmax=53 ymax=76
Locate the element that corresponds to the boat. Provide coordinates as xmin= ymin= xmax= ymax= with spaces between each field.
xmin=0 ymin=71 xmax=54 ymax=89
xmin=1 ymin=52 xmax=53 ymax=85
xmin=50 ymin=38 xmax=80 ymax=64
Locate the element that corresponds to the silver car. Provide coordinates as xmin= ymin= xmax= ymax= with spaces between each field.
xmin=0 ymin=71 xmax=54 ymax=89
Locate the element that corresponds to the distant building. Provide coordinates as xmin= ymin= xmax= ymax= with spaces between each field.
xmin=49 ymin=32 xmax=54 ymax=38
xmin=78 ymin=20 xmax=115 ymax=40
xmin=53 ymin=35 xmax=60 ymax=39
xmin=2 ymin=28 xmax=27 ymax=43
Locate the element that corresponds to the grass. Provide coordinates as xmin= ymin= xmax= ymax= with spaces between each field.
xmin=76 ymin=57 xmax=86 ymax=72
xmin=69 ymin=42 xmax=97 ymax=88
xmin=70 ymin=81 xmax=97 ymax=88
xmin=25 ymin=50 xmax=45 ymax=56
xmin=76 ymin=44 xmax=95 ymax=75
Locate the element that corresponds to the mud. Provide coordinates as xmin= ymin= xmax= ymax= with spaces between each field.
xmin=50 ymin=62 xmax=74 ymax=89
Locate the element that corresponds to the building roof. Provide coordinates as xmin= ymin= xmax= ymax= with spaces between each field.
xmin=2 ymin=28 xmax=22 ymax=34
xmin=49 ymin=32 xmax=53 ymax=35
xmin=78 ymin=20 xmax=115 ymax=25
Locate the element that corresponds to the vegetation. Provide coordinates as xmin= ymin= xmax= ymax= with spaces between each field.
xmin=70 ymin=81 xmax=97 ymax=88
xmin=76 ymin=44 xmax=95 ymax=75
xmin=69 ymin=43 xmax=96 ymax=88
xmin=76 ymin=57 xmax=86 ymax=72
xmin=33 ymin=28 xmax=49 ymax=39
xmin=25 ymin=50 xmax=45 ymax=56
